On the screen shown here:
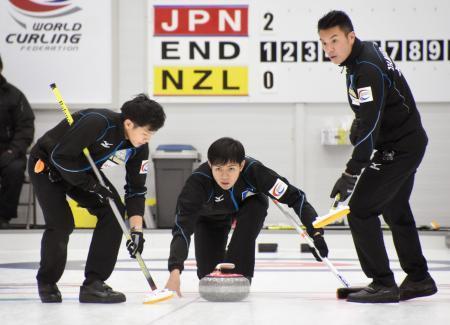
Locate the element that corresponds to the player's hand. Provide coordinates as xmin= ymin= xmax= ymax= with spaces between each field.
xmin=88 ymin=183 xmax=114 ymax=204
xmin=165 ymin=269 xmax=182 ymax=297
xmin=330 ymin=173 xmax=357 ymax=201
xmin=312 ymin=233 xmax=329 ymax=258
xmin=126 ymin=231 xmax=145 ymax=258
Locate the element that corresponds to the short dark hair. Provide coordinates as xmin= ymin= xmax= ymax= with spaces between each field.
xmin=207 ymin=137 xmax=245 ymax=166
xmin=318 ymin=10 xmax=354 ymax=34
xmin=121 ymin=94 xmax=165 ymax=131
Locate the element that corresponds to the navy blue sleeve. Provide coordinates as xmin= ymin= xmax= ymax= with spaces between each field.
xmin=124 ymin=145 xmax=149 ymax=217
xmin=168 ymin=172 xmax=210 ymax=272
xmin=244 ymin=161 xmax=320 ymax=234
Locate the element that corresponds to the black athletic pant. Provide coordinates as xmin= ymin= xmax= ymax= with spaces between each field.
xmin=348 ymin=136 xmax=429 ymax=287
xmin=194 ymin=194 xmax=268 ymax=279
xmin=28 ymin=156 xmax=124 ymax=285
xmin=0 ymin=157 xmax=26 ymax=220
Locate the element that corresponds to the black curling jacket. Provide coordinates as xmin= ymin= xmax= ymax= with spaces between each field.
xmin=168 ymin=157 xmax=319 ymax=272
xmin=342 ymin=38 xmax=427 ymax=175
xmin=0 ymin=74 xmax=34 ymax=156
xmin=32 ymin=109 xmax=148 ymax=217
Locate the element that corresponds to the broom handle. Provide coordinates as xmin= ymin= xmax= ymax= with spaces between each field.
xmin=272 ymin=199 xmax=350 ymax=288
xmin=331 ymin=193 xmax=341 ymax=210
xmin=50 ymin=83 xmax=158 ymax=291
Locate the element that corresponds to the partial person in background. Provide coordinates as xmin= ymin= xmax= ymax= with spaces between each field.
xmin=165 ymin=137 xmax=328 ymax=296
xmin=0 ymin=54 xmax=35 ymax=229
xmin=318 ymin=10 xmax=437 ymax=303
xmin=29 ymin=94 xmax=165 ymax=303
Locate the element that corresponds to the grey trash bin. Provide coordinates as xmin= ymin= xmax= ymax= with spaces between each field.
xmin=152 ymin=144 xmax=201 ymax=228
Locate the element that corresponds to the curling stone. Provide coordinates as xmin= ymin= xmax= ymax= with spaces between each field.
xmin=199 ymin=263 xmax=250 ymax=302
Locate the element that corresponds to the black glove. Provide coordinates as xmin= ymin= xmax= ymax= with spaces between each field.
xmin=330 ymin=173 xmax=358 ymax=201
xmin=0 ymin=150 xmax=15 ymax=168
xmin=312 ymin=234 xmax=329 ymax=259
xmin=88 ymin=182 xmax=114 ymax=204
xmin=126 ymin=231 xmax=145 ymax=258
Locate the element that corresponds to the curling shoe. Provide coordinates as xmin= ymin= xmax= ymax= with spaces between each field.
xmin=347 ymin=282 xmax=399 ymax=303
xmin=79 ymin=280 xmax=126 ymax=303
xmin=38 ymin=282 xmax=62 ymax=303
xmin=399 ymin=275 xmax=437 ymax=301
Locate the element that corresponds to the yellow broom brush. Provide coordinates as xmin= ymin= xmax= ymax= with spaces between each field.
xmin=313 ymin=194 xmax=350 ymax=228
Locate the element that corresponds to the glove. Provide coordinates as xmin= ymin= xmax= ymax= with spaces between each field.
xmin=330 ymin=173 xmax=357 ymax=202
xmin=349 ymin=118 xmax=361 ymax=145
xmin=0 ymin=150 xmax=15 ymax=168
xmin=312 ymin=234 xmax=329 ymax=259
xmin=88 ymin=182 xmax=114 ymax=204
xmin=126 ymin=231 xmax=145 ymax=258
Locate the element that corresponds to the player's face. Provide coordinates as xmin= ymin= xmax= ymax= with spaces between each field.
xmin=124 ymin=119 xmax=155 ymax=147
xmin=319 ymin=26 xmax=355 ymax=65
xmin=210 ymin=161 xmax=245 ymax=190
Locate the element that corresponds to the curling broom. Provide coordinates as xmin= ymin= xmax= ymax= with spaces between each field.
xmin=313 ymin=194 xmax=350 ymax=228
xmin=272 ymin=199 xmax=365 ymax=299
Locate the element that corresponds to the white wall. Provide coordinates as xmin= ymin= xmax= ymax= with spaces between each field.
xmin=26 ymin=0 xmax=450 ymax=227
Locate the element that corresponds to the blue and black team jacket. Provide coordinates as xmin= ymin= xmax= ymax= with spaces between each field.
xmin=32 ymin=109 xmax=148 ymax=217
xmin=342 ymin=38 xmax=427 ymax=175
xmin=168 ymin=157 xmax=320 ymax=272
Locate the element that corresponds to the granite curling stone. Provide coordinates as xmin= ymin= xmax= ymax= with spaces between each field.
xmin=199 ymin=263 xmax=250 ymax=302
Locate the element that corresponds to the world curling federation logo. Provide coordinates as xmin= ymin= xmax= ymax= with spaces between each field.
xmin=6 ymin=0 xmax=83 ymax=52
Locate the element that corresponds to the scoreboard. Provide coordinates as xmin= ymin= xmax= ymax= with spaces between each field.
xmin=149 ymin=0 xmax=450 ymax=103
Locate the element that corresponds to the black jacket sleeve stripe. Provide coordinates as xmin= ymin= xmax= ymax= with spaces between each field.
xmin=174 ymin=212 xmax=189 ymax=247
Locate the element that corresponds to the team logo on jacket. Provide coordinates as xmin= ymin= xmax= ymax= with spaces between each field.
xmin=269 ymin=178 xmax=288 ymax=199
xmin=214 ymin=195 xmax=224 ymax=202
xmin=357 ymin=86 xmax=374 ymax=103
xmin=140 ymin=160 xmax=149 ymax=174
xmin=369 ymin=162 xmax=381 ymax=171
xmin=241 ymin=189 xmax=255 ymax=200
xmin=100 ymin=140 xmax=113 ymax=148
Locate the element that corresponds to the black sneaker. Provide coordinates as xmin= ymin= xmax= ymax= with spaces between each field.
xmin=38 ymin=282 xmax=62 ymax=303
xmin=79 ymin=280 xmax=126 ymax=303
xmin=347 ymin=282 xmax=399 ymax=303
xmin=399 ymin=275 xmax=437 ymax=301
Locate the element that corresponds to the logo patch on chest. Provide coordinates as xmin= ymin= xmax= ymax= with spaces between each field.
xmin=241 ymin=189 xmax=255 ymax=200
